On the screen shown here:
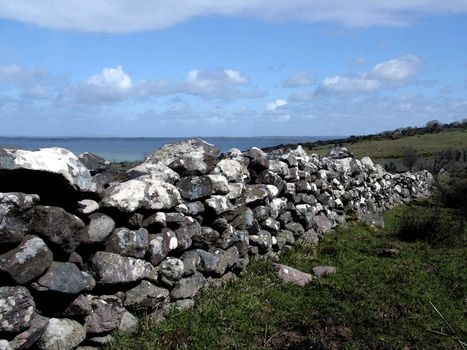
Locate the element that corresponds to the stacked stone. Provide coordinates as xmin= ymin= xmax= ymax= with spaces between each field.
xmin=0 ymin=139 xmax=433 ymax=349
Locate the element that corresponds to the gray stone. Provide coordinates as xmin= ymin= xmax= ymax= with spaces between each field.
xmin=171 ymin=299 xmax=195 ymax=311
xmin=118 ymin=311 xmax=139 ymax=334
xmin=174 ymin=218 xmax=201 ymax=250
xmin=0 ymin=235 xmax=52 ymax=284
xmin=124 ymin=281 xmax=169 ymax=311
xmin=78 ymin=152 xmax=109 ymax=172
xmin=170 ymin=273 xmax=206 ymax=299
xmin=89 ymin=251 xmax=156 ymax=285
xmin=312 ymin=266 xmax=336 ymax=277
xmin=180 ymin=250 xmax=201 ymax=276
xmin=62 ymin=295 xmax=93 ymax=317
xmin=274 ymin=264 xmax=313 ymax=286
xmin=142 ymin=212 xmax=166 ymax=229
xmin=0 ymin=147 xmax=92 ymax=192
xmin=9 ymin=314 xmax=49 ymax=350
xmin=244 ymin=147 xmax=269 ymax=171
xmin=37 ymin=318 xmax=86 ymax=350
xmin=84 ymin=295 xmax=125 ymax=335
xmin=82 ymin=213 xmax=115 ymax=244
xmin=35 ymin=262 xmax=93 ymax=294
xmin=102 ymin=176 xmax=181 ymax=212
xmin=249 ymin=230 xmax=273 ymax=253
xmin=0 ymin=287 xmax=35 ymax=335
xmin=240 ymin=185 xmax=269 ymax=205
xmin=192 ymin=227 xmax=219 ymax=246
xmin=0 ymin=193 xmax=38 ymax=244
xmin=29 ymin=206 xmax=84 ymax=254
xmin=214 ymin=159 xmax=245 ymax=182
xmin=0 ymin=340 xmax=11 ymax=350
xmin=327 ymin=147 xmax=353 ymax=159
xmin=313 ymin=214 xmax=333 ymax=234
xmin=205 ymin=195 xmax=233 ymax=215
xmin=196 ymin=249 xmax=227 ymax=276
xmin=205 ymin=175 xmax=229 ymax=194
xmin=76 ymin=199 xmax=99 ymax=215
xmin=105 ymin=227 xmax=149 ymax=258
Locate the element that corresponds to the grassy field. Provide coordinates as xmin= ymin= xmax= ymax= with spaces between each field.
xmin=108 ymin=203 xmax=466 ymax=350
xmin=309 ymin=129 xmax=467 ymax=160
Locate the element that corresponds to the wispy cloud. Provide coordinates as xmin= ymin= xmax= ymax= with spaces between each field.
xmin=1 ymin=1 xmax=467 ymax=32
xmin=282 ymin=71 xmax=314 ymax=88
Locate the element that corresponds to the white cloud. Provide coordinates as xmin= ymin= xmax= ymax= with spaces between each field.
xmin=317 ymin=55 xmax=421 ymax=94
xmin=1 ymin=1 xmax=467 ymax=32
xmin=87 ymin=66 xmax=133 ymax=90
xmin=283 ymin=71 xmax=314 ymax=87
xmin=266 ymin=98 xmax=288 ymax=111
xmin=368 ymin=54 xmax=421 ymax=82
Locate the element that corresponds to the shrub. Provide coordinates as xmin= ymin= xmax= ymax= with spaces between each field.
xmin=435 ymin=171 xmax=467 ymax=218
xmin=396 ymin=206 xmax=464 ymax=245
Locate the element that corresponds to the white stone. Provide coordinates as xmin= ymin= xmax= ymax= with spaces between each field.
xmin=38 ymin=318 xmax=86 ymax=350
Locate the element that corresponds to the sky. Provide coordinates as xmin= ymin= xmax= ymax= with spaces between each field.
xmin=0 ymin=1 xmax=467 ymax=137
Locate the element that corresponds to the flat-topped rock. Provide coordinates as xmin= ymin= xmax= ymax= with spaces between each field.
xmin=0 ymin=147 xmax=92 ymax=192
xmin=274 ymin=264 xmax=313 ymax=286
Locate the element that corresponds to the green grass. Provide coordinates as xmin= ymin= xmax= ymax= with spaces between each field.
xmin=310 ymin=129 xmax=467 ymax=160
xmin=109 ymin=205 xmax=466 ymax=350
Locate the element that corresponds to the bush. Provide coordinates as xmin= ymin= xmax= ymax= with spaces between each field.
xmin=396 ymin=206 xmax=464 ymax=245
xmin=435 ymin=171 xmax=467 ymax=218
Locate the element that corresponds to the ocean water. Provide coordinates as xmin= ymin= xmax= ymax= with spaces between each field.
xmin=0 ymin=136 xmax=337 ymax=162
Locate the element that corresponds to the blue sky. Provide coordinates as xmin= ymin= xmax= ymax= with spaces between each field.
xmin=0 ymin=1 xmax=467 ymax=137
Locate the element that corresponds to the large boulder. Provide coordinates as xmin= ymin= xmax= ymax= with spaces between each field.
xmin=0 ymin=148 xmax=92 ymax=195
xmin=29 ymin=206 xmax=85 ymax=254
xmin=0 ymin=192 xmax=39 ymax=244
xmin=0 ymin=235 xmax=53 ymax=284
xmin=144 ymin=138 xmax=220 ymax=176
xmin=89 ymin=252 xmax=156 ymax=285
xmin=0 ymin=286 xmax=35 ymax=335
xmin=102 ymin=175 xmax=181 ymax=212
xmin=37 ymin=318 xmax=86 ymax=350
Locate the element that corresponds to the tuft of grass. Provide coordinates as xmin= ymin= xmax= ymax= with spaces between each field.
xmin=108 ymin=204 xmax=467 ymax=350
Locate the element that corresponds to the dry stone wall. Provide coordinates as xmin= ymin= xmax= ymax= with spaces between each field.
xmin=0 ymin=139 xmax=433 ymax=349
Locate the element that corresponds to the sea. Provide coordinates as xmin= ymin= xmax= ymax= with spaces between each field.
xmin=0 ymin=136 xmax=338 ymax=162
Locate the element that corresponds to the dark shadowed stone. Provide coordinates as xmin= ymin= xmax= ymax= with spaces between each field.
xmin=0 ymin=192 xmax=39 ymax=245
xmin=37 ymin=318 xmax=86 ymax=350
xmin=124 ymin=281 xmax=169 ymax=311
xmin=35 ymin=262 xmax=93 ymax=294
xmin=84 ymin=295 xmax=125 ymax=335
xmin=192 ymin=227 xmax=220 ymax=246
xmin=274 ymin=264 xmax=313 ymax=286
xmin=89 ymin=251 xmax=156 ymax=285
xmin=170 ymin=273 xmax=206 ymax=300
xmin=312 ymin=266 xmax=336 ymax=277
xmin=284 ymin=222 xmax=305 ymax=237
xmin=177 ymin=176 xmax=213 ymax=200
xmin=174 ymin=218 xmax=201 ymax=250
xmin=0 ymin=235 xmax=52 ymax=284
xmin=29 ymin=206 xmax=84 ymax=254
xmin=0 ymin=286 xmax=35 ymax=335
xmin=9 ymin=314 xmax=49 ymax=350
xmin=105 ymin=227 xmax=148 ymax=259
xmin=142 ymin=212 xmax=166 ymax=229
xmin=82 ymin=213 xmax=115 ymax=244
xmin=276 ymin=230 xmax=295 ymax=245
xmin=62 ymin=294 xmax=93 ymax=317
xmin=244 ymin=147 xmax=269 ymax=172
xmin=78 ymin=152 xmax=109 ymax=172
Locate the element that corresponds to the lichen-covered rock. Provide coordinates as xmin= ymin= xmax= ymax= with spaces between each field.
xmin=89 ymin=252 xmax=156 ymax=285
xmin=102 ymin=176 xmax=181 ymax=212
xmin=313 ymin=214 xmax=333 ymax=234
xmin=82 ymin=213 xmax=115 ymax=244
xmin=170 ymin=273 xmax=206 ymax=300
xmin=9 ymin=314 xmax=49 ymax=350
xmin=34 ymin=262 xmax=94 ymax=294
xmin=37 ymin=318 xmax=85 ymax=350
xmin=0 ymin=192 xmax=38 ymax=244
xmin=180 ymin=250 xmax=201 ymax=276
xmin=124 ymin=281 xmax=169 ymax=311
xmin=145 ymin=138 xmax=220 ymax=176
xmin=148 ymin=229 xmax=178 ymax=266
xmin=0 ymin=235 xmax=52 ymax=284
xmin=205 ymin=195 xmax=233 ymax=215
xmin=84 ymin=295 xmax=125 ymax=335
xmin=105 ymin=227 xmax=149 ymax=258
xmin=126 ymin=163 xmax=180 ymax=183
xmin=214 ymin=159 xmax=245 ymax=182
xmin=29 ymin=206 xmax=84 ymax=254
xmin=174 ymin=218 xmax=201 ymax=250
xmin=239 ymin=185 xmax=270 ymax=205
xmin=0 ymin=147 xmax=92 ymax=192
xmin=177 ymin=176 xmax=213 ymax=200
xmin=249 ymin=230 xmax=273 ymax=253
xmin=196 ymin=249 xmax=227 ymax=276
xmin=158 ymin=257 xmax=184 ymax=286
xmin=0 ymin=286 xmax=35 ymax=335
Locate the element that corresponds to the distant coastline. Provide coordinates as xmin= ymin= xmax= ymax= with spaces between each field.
xmin=0 ymin=136 xmax=342 ymax=162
